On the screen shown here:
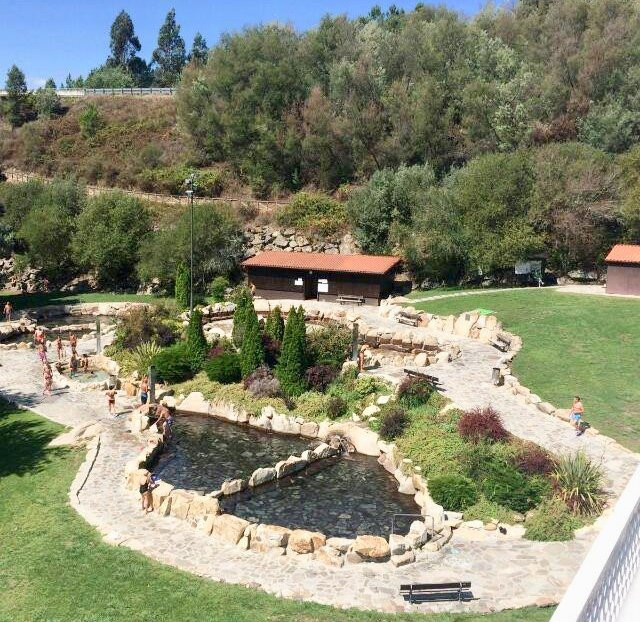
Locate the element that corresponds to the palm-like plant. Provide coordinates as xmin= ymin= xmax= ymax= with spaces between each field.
xmin=121 ymin=341 xmax=163 ymax=375
xmin=552 ymin=451 xmax=605 ymax=516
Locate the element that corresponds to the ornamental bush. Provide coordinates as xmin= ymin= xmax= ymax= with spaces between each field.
xmin=524 ymin=497 xmax=582 ymax=542
xmin=481 ymin=463 xmax=544 ymax=513
xmin=114 ymin=306 xmax=179 ymax=350
xmin=209 ymin=275 xmax=229 ymax=302
xmin=552 ymin=451 xmax=605 ymax=516
xmin=153 ymin=343 xmax=194 ymax=384
xmin=232 ymin=287 xmax=252 ymax=347
xmin=397 ymin=376 xmax=434 ymax=408
xmin=428 ymin=474 xmax=479 ymax=511
xmin=327 ymin=396 xmax=348 ymax=420
xmin=175 ymin=262 xmax=190 ymax=309
xmin=458 ymin=406 xmax=509 ymax=443
xmin=307 ymin=321 xmax=351 ymax=369
xmin=240 ymin=304 xmax=264 ymax=377
xmin=305 ymin=364 xmax=338 ymax=392
xmin=514 ymin=443 xmax=555 ymax=476
xmin=204 ymin=352 xmax=241 ymax=384
xmin=264 ymin=306 xmax=285 ymax=342
xmin=276 ymin=306 xmax=307 ymax=396
xmin=379 ymin=405 xmax=409 ymax=441
xmin=186 ymin=309 xmax=208 ymax=372
xmin=244 ymin=366 xmax=282 ymax=398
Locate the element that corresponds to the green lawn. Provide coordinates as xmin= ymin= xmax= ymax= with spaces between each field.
xmin=410 ymin=289 xmax=640 ymax=452
xmin=0 ymin=400 xmax=551 ymax=622
xmin=0 ymin=290 xmax=171 ymax=312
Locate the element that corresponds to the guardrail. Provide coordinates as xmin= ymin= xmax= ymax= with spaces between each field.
xmin=550 ymin=464 xmax=640 ymax=622
xmin=0 ymin=87 xmax=175 ymax=97
xmin=3 ymin=168 xmax=289 ymax=212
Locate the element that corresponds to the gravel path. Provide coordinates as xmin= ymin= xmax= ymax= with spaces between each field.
xmin=1 ymin=308 xmax=638 ymax=615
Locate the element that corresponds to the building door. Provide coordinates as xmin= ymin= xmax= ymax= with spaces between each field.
xmin=304 ymin=274 xmax=317 ymax=299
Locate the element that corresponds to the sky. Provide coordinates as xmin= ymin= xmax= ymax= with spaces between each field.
xmin=0 ymin=0 xmax=487 ymax=88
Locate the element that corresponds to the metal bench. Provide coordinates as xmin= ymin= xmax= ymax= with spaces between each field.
xmin=336 ymin=295 xmax=365 ymax=305
xmin=490 ymin=332 xmax=512 ymax=352
xmin=396 ymin=311 xmax=420 ymax=326
xmin=403 ymin=368 xmax=441 ymax=388
xmin=400 ymin=581 xmax=472 ymax=604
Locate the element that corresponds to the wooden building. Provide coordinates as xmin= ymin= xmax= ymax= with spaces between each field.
xmin=242 ymin=251 xmax=401 ymax=305
xmin=605 ymin=244 xmax=640 ymax=295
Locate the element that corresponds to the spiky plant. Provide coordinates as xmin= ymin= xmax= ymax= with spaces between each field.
xmin=552 ymin=451 xmax=605 ymax=516
xmin=122 ymin=341 xmax=163 ymax=375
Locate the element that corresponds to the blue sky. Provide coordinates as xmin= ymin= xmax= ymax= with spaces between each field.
xmin=0 ymin=1 xmax=486 ymax=88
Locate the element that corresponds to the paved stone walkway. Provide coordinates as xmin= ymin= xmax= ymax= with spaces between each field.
xmin=1 ymin=310 xmax=638 ymax=614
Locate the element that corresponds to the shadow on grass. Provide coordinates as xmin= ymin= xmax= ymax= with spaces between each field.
xmin=0 ymin=399 xmax=63 ymax=478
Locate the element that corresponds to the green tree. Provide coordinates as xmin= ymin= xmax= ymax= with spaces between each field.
xmin=79 ymin=103 xmax=103 ymax=139
xmin=240 ymin=304 xmax=264 ymax=377
xmin=34 ymin=86 xmax=62 ymax=118
xmin=73 ymin=192 xmax=151 ymax=288
xmin=3 ymin=65 xmax=33 ymax=128
xmin=175 ymin=262 xmax=190 ymax=309
xmin=84 ymin=65 xmax=135 ymax=88
xmin=44 ymin=78 xmax=56 ymax=89
xmin=108 ymin=10 xmax=141 ymax=67
xmin=264 ymin=306 xmax=285 ymax=342
xmin=232 ymin=288 xmax=252 ymax=347
xmin=276 ymin=306 xmax=308 ymax=396
xmin=152 ymin=9 xmax=186 ymax=86
xmin=137 ymin=203 xmax=243 ymax=292
xmin=188 ymin=33 xmax=208 ymax=65
xmin=185 ymin=308 xmax=208 ymax=371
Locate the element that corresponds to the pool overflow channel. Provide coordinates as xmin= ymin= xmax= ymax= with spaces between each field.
xmin=152 ymin=414 xmax=420 ymax=539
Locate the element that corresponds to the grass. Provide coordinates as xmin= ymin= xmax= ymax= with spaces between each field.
xmin=410 ymin=289 xmax=640 ymax=452
xmin=0 ymin=399 xmax=552 ymax=621
xmin=0 ymin=290 xmax=171 ymax=312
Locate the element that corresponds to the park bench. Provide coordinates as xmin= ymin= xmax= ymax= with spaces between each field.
xmin=337 ymin=294 xmax=365 ymax=305
xmin=400 ymin=581 xmax=472 ymax=604
xmin=490 ymin=332 xmax=512 ymax=352
xmin=403 ymin=368 xmax=441 ymax=389
xmin=396 ymin=310 xmax=420 ymax=327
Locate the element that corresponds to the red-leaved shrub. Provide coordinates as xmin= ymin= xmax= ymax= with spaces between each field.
xmin=305 ymin=365 xmax=338 ymax=392
xmin=458 ymin=406 xmax=509 ymax=443
xmin=515 ymin=444 xmax=554 ymax=475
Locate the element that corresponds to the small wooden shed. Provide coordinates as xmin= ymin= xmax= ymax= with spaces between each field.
xmin=605 ymin=244 xmax=640 ymax=295
xmin=242 ymin=251 xmax=401 ymax=306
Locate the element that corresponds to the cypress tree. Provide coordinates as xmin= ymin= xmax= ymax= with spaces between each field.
xmin=186 ymin=308 xmax=208 ymax=371
xmin=276 ymin=306 xmax=307 ymax=396
xmin=175 ymin=262 xmax=189 ymax=309
xmin=240 ymin=304 xmax=264 ymax=377
xmin=265 ymin=305 xmax=285 ymax=342
xmin=232 ymin=287 xmax=251 ymax=347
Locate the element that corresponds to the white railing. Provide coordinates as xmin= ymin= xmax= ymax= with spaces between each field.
xmin=551 ymin=465 xmax=640 ymax=622
xmin=0 ymin=87 xmax=175 ymax=97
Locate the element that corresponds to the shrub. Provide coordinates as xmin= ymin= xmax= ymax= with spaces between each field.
xmin=79 ymin=103 xmax=103 ymax=140
xmin=514 ymin=443 xmax=555 ymax=476
xmin=240 ymin=304 xmax=264 ymax=377
xmin=429 ymin=474 xmax=478 ymax=511
xmin=275 ymin=192 xmax=347 ymax=236
xmin=305 ymin=365 xmax=338 ymax=392
xmin=209 ymin=275 xmax=229 ymax=302
xmin=295 ymin=392 xmax=330 ymax=421
xmin=204 ymin=352 xmax=241 ymax=384
xmin=232 ymin=287 xmax=252 ymax=347
xmin=552 ymin=451 xmax=605 ymax=515
xmin=244 ymin=367 xmax=282 ymax=398
xmin=525 ymin=497 xmax=582 ymax=542
xmin=120 ymin=341 xmax=162 ymax=375
xmin=264 ymin=306 xmax=285 ymax=342
xmin=186 ymin=309 xmax=209 ymax=372
xmin=353 ymin=375 xmax=388 ymax=399
xmin=153 ymin=343 xmax=194 ymax=383
xmin=462 ymin=496 xmax=517 ymax=525
xmin=481 ymin=463 xmax=543 ymax=513
xmin=379 ymin=405 xmax=409 ymax=441
xmin=261 ymin=334 xmax=280 ymax=367
xmin=175 ymin=263 xmax=190 ymax=309
xmin=458 ymin=407 xmax=509 ymax=443
xmin=114 ymin=306 xmax=178 ymax=350
xmin=397 ymin=376 xmax=434 ymax=408
xmin=327 ymin=396 xmax=348 ymax=420
xmin=307 ymin=322 xmax=352 ymax=369
xmin=276 ymin=306 xmax=307 ymax=396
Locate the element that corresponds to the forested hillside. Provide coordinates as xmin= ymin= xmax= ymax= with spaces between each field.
xmin=3 ymin=0 xmax=640 ymax=285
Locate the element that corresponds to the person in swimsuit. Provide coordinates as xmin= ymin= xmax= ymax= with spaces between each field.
xmin=43 ymin=363 xmax=53 ymax=396
xmin=106 ymin=388 xmax=117 ymax=416
xmin=56 ymin=335 xmax=64 ymax=361
xmin=37 ymin=343 xmax=48 ymax=364
xmin=570 ymin=396 xmax=585 ymax=434
xmin=69 ymin=332 xmax=78 ymax=356
xmin=80 ymin=354 xmax=90 ymax=372
xmin=139 ymin=471 xmax=154 ymax=513
xmin=70 ymin=353 xmax=79 ymax=377
xmin=3 ymin=301 xmax=12 ymax=322
xmin=139 ymin=375 xmax=149 ymax=406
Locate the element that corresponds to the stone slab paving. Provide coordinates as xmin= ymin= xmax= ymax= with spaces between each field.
xmin=1 ymin=313 xmax=638 ymax=614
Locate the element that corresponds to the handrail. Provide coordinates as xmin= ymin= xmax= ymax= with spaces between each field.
xmin=551 ymin=464 xmax=640 ymax=622
xmin=0 ymin=87 xmax=175 ymax=97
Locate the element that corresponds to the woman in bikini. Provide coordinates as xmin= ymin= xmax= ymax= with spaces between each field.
xmin=56 ymin=335 xmax=64 ymax=361
xmin=106 ymin=387 xmax=117 ymax=417
xmin=43 ymin=363 xmax=53 ymax=396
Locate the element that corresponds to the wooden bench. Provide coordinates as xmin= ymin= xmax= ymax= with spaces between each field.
xmin=403 ymin=368 xmax=441 ymax=388
xmin=336 ymin=295 xmax=365 ymax=305
xmin=396 ymin=311 xmax=420 ymax=327
xmin=490 ymin=332 xmax=512 ymax=352
xmin=400 ymin=581 xmax=472 ymax=604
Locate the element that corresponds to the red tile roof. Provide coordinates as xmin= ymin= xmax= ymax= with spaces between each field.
xmin=242 ymin=251 xmax=401 ymax=275
xmin=605 ymin=244 xmax=640 ymax=264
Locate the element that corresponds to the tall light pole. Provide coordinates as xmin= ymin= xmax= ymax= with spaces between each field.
xmin=185 ymin=174 xmax=196 ymax=313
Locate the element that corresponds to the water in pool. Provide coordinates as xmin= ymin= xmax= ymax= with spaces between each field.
xmin=4 ymin=315 xmax=114 ymax=344
xmin=66 ymin=369 xmax=110 ymax=383
xmin=154 ymin=415 xmax=420 ymax=538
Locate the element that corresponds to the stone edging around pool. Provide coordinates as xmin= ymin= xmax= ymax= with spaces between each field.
xmin=124 ymin=397 xmax=455 ymax=568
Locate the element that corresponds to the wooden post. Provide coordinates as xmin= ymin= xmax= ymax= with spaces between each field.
xmin=149 ymin=365 xmax=157 ymax=404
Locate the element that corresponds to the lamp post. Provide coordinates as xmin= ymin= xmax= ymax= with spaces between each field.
xmin=185 ymin=174 xmax=196 ymax=313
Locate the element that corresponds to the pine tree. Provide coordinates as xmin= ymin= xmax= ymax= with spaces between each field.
xmin=276 ymin=306 xmax=308 ymax=396
xmin=265 ymin=305 xmax=285 ymax=342
xmin=175 ymin=262 xmax=190 ymax=309
xmin=44 ymin=78 xmax=56 ymax=89
xmin=240 ymin=304 xmax=264 ymax=377
xmin=152 ymin=8 xmax=186 ymax=86
xmin=108 ymin=11 xmax=141 ymax=67
xmin=186 ymin=308 xmax=208 ymax=371
xmin=188 ymin=33 xmax=209 ymax=65
xmin=4 ymin=65 xmax=33 ymax=128
xmin=232 ymin=288 xmax=251 ymax=347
